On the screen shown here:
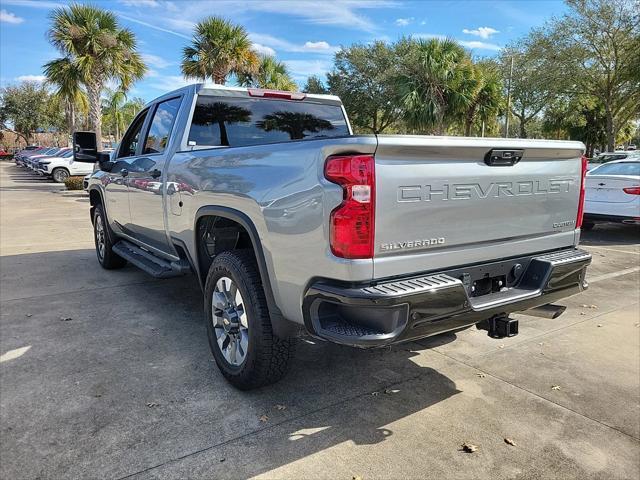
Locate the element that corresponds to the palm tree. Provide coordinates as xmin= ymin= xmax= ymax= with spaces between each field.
xmin=46 ymin=4 xmax=146 ymax=149
xmin=237 ymin=56 xmax=297 ymax=91
xmin=395 ymin=38 xmax=471 ymax=134
xmin=181 ymin=16 xmax=259 ymax=85
xmin=102 ymin=89 xmax=127 ymax=142
xmin=256 ymin=112 xmax=334 ymax=140
xmin=462 ymin=61 xmax=503 ymax=136
xmin=43 ymin=57 xmax=87 ymax=138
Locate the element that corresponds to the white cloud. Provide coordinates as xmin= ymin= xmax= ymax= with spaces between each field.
xmin=118 ymin=0 xmax=159 ymax=6
xmin=250 ymin=33 xmax=338 ymax=54
xmin=395 ymin=17 xmax=413 ymax=26
xmin=285 ymin=59 xmax=333 ymax=80
xmin=0 ymin=9 xmax=24 ymax=24
xmin=303 ymin=41 xmax=331 ymax=51
xmin=462 ymin=26 xmax=499 ymax=39
xmin=140 ymin=53 xmax=172 ymax=69
xmin=148 ymin=75 xmax=192 ymax=92
xmin=459 ymin=40 xmax=501 ymax=51
xmin=16 ymin=75 xmax=46 ymax=83
xmin=252 ymin=43 xmax=277 ymax=57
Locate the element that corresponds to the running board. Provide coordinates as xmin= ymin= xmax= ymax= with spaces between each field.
xmin=112 ymin=240 xmax=190 ymax=278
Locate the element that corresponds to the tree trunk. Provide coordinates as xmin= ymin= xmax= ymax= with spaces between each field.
xmin=605 ymin=104 xmax=614 ymax=152
xmin=519 ymin=120 xmax=527 ymax=138
xmin=86 ymin=80 xmax=103 ymax=151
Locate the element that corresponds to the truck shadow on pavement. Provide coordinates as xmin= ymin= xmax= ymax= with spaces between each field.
xmin=0 ymin=248 xmax=461 ymax=479
xmin=580 ymin=223 xmax=640 ymax=246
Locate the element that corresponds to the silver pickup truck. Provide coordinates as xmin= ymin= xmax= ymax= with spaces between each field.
xmin=74 ymin=84 xmax=591 ymax=389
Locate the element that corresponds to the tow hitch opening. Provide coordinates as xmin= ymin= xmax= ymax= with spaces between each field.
xmin=477 ymin=315 xmax=519 ymax=339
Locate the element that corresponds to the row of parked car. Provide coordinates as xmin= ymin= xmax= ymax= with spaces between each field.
xmin=13 ymin=145 xmax=94 ymax=182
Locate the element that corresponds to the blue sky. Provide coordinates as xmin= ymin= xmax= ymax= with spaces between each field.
xmin=0 ymin=0 xmax=569 ymax=102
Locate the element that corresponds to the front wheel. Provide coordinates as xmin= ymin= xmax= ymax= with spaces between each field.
xmin=51 ymin=167 xmax=70 ymax=183
xmin=204 ymin=250 xmax=295 ymax=390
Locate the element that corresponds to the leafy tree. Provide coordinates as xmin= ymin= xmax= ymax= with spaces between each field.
xmin=101 ymin=89 xmax=127 ymax=142
xmin=237 ymin=56 xmax=297 ymax=91
xmin=327 ymin=41 xmax=401 ymax=134
xmin=500 ymin=35 xmax=557 ymax=138
xmin=43 ymin=57 xmax=87 ymax=137
xmin=0 ymin=82 xmax=53 ymax=144
xmin=45 ymin=4 xmax=146 ymax=149
xmin=303 ymin=75 xmax=328 ymax=94
xmin=542 ymin=0 xmax=640 ymax=151
xmin=394 ymin=38 xmax=473 ymax=134
xmin=182 ymin=16 xmax=259 ymax=85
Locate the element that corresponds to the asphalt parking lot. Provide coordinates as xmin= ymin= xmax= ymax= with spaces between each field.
xmin=1 ymin=160 xmax=639 ymax=480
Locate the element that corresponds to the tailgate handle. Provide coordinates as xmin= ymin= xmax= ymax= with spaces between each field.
xmin=485 ymin=149 xmax=524 ymax=166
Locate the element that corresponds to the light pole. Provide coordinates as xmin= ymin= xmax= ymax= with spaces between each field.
xmin=504 ymin=56 xmax=514 ymax=138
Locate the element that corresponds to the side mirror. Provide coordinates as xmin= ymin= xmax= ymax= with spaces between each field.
xmin=97 ymin=152 xmax=114 ymax=172
xmin=73 ymin=131 xmax=98 ymax=163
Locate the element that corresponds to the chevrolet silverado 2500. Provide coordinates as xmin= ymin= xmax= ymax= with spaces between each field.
xmin=74 ymin=84 xmax=591 ymax=389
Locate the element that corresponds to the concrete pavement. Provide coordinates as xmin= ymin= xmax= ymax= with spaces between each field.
xmin=0 ymin=161 xmax=638 ymax=479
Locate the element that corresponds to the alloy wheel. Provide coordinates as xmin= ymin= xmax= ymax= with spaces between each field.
xmin=212 ymin=276 xmax=249 ymax=366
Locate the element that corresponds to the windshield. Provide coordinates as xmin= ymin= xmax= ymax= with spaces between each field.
xmin=188 ymin=96 xmax=350 ymax=148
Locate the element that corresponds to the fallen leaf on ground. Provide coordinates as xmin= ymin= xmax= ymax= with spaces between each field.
xmin=461 ymin=442 xmax=478 ymax=453
xmin=25 ymin=314 xmax=32 ymax=317
xmin=384 ymin=388 xmax=399 ymax=394
xmin=551 ymin=385 xmax=561 ymax=390
xmin=371 ymin=391 xmax=380 ymax=396
xmin=60 ymin=317 xmax=73 ymax=321
xmin=498 ymin=344 xmax=505 ymax=349
xmin=476 ymin=373 xmax=486 ymax=378
xmin=352 ymin=476 xmax=363 ymax=480
xmin=580 ymin=312 xmax=587 ymax=315
xmin=259 ymin=415 xmax=269 ymax=423
xmin=219 ymin=458 xmax=225 ymax=463
xmin=275 ymin=404 xmax=286 ymax=411
xmin=597 ymin=324 xmax=603 ymax=327
xmin=146 ymin=402 xmax=159 ymax=408
xmin=589 ymin=305 xmax=598 ymax=309
xmin=504 ymin=438 xmax=516 ymax=446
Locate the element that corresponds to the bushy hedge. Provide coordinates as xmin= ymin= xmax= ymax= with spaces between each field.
xmin=64 ymin=176 xmax=84 ymax=190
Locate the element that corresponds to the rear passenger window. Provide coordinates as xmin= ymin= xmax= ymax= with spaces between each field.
xmin=592 ymin=162 xmax=640 ymax=176
xmin=188 ymin=96 xmax=350 ymax=148
xmin=144 ymin=97 xmax=182 ymax=155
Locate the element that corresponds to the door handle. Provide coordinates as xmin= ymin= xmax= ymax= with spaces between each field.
xmin=121 ymin=169 xmax=128 ymax=177
xmin=150 ymin=169 xmax=161 ymax=179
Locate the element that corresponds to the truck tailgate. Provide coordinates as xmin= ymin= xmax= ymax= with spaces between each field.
xmin=373 ymin=135 xmax=585 ymax=279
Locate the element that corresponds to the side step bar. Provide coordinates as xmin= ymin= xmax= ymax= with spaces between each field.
xmin=112 ymin=240 xmax=190 ymax=278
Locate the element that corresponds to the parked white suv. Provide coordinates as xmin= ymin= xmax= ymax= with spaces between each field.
xmin=37 ymin=149 xmax=95 ymax=182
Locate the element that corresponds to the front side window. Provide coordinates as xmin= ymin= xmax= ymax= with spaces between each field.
xmin=118 ymin=109 xmax=148 ymax=158
xmin=144 ymin=97 xmax=182 ymax=155
xmin=188 ymin=96 xmax=349 ymax=148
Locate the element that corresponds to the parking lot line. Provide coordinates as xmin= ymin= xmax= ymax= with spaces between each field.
xmin=588 ymin=266 xmax=640 ymax=284
xmin=585 ymin=245 xmax=640 ymax=255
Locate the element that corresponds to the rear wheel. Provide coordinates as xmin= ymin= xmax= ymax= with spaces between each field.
xmin=52 ymin=167 xmax=69 ymax=183
xmin=93 ymin=204 xmax=127 ymax=269
xmin=204 ymin=250 xmax=295 ymax=390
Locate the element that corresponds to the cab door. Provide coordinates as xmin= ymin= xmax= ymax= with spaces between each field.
xmin=126 ymin=96 xmax=183 ymax=254
xmin=105 ymin=108 xmax=150 ymax=234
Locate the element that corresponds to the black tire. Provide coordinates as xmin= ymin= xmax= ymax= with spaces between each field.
xmin=52 ymin=167 xmax=70 ymax=183
xmin=204 ymin=250 xmax=295 ymax=390
xmin=582 ymin=221 xmax=595 ymax=231
xmin=93 ymin=204 xmax=127 ymax=269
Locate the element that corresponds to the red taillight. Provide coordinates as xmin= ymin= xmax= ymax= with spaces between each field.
xmin=576 ymin=155 xmax=588 ymax=229
xmin=623 ymin=186 xmax=640 ymax=195
xmin=247 ymin=88 xmax=306 ymax=100
xmin=324 ymin=154 xmax=375 ymax=259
